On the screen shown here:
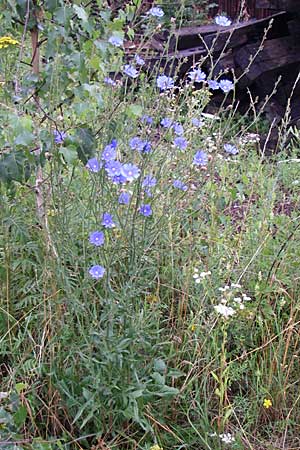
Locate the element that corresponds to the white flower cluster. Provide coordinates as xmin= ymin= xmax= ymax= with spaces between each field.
xmin=238 ymin=133 xmax=260 ymax=146
xmin=214 ymin=283 xmax=252 ymax=318
xmin=210 ymin=431 xmax=235 ymax=444
xmin=193 ymin=267 xmax=211 ymax=283
xmin=214 ymin=303 xmax=235 ymax=318
xmin=203 ymin=135 xmax=218 ymax=153
xmin=220 ymin=432 xmax=235 ymax=444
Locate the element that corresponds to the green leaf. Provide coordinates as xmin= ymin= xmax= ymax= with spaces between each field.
xmin=59 ymin=146 xmax=78 ymax=165
xmin=0 ymin=406 xmax=13 ymax=424
xmin=100 ymin=10 xmax=111 ymax=22
xmin=94 ymin=40 xmax=108 ymax=54
xmin=128 ymin=389 xmax=144 ymax=399
xmin=215 ymin=387 xmax=221 ymax=398
xmin=73 ymin=5 xmax=88 ymax=22
xmin=15 ymin=0 xmax=37 ymax=29
xmin=56 ymin=440 xmax=64 ymax=450
xmin=154 ymin=358 xmax=166 ymax=373
xmin=14 ymin=131 xmax=35 ymax=147
xmin=73 ymin=128 xmax=96 ymax=164
xmin=15 ymin=382 xmax=27 ymax=394
xmin=14 ymin=115 xmax=33 ymax=133
xmin=168 ymin=369 xmax=185 ymax=379
xmin=14 ymin=405 xmax=27 ymax=427
xmin=44 ymin=0 xmax=60 ymax=13
xmin=0 ymin=151 xmax=33 ymax=184
xmin=210 ymin=371 xmax=219 ymax=383
xmin=111 ymin=18 xmax=125 ymax=31
xmin=127 ymin=104 xmax=143 ymax=118
xmin=53 ymin=6 xmax=73 ymax=26
xmin=157 ymin=385 xmax=179 ymax=397
xmin=127 ymin=27 xmax=135 ymax=40
xmin=151 ymin=372 xmax=165 ymax=385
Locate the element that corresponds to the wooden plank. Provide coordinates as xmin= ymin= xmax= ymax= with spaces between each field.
xmin=256 ymin=0 xmax=300 ymax=12
xmin=145 ymin=46 xmax=207 ymax=77
xmin=167 ymin=47 xmax=207 ymax=76
xmin=256 ymin=0 xmax=283 ymax=9
xmin=172 ymin=11 xmax=288 ymax=51
xmin=217 ymin=0 xmax=277 ymax=18
xmin=211 ymin=53 xmax=236 ymax=78
xmin=235 ymin=37 xmax=300 ymax=87
xmin=203 ymin=32 xmax=248 ymax=52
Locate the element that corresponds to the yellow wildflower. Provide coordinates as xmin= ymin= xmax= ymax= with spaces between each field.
xmin=47 ymin=209 xmax=56 ymax=217
xmin=263 ymin=398 xmax=272 ymax=409
xmin=150 ymin=445 xmax=163 ymax=450
xmin=190 ymin=324 xmax=196 ymax=332
xmin=146 ymin=294 xmax=159 ymax=304
xmin=0 ymin=36 xmax=19 ymax=49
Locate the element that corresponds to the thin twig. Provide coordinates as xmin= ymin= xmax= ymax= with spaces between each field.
xmin=15 ymin=0 xmax=31 ymax=95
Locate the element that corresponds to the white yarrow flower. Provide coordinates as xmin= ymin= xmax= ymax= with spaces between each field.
xmin=214 ymin=304 xmax=236 ymax=318
xmin=193 ymin=268 xmax=211 ymax=283
xmin=219 ymin=432 xmax=235 ymax=444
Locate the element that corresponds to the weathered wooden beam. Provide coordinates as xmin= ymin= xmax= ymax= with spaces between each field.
xmin=235 ymin=36 xmax=300 ymax=86
xmin=256 ymin=0 xmax=284 ymax=9
xmin=170 ymin=11 xmax=289 ymax=51
xmin=256 ymin=0 xmax=300 ymax=13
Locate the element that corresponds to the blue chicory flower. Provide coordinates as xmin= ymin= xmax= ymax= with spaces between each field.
xmin=161 ymin=117 xmax=173 ymax=128
xmin=139 ymin=204 xmax=152 ymax=216
xmin=89 ymin=265 xmax=105 ymax=279
xmin=219 ymin=79 xmax=234 ymax=93
xmin=148 ymin=6 xmax=164 ymax=17
xmin=129 ymin=137 xmax=151 ymax=153
xmin=110 ymin=139 xmax=118 ymax=149
xmin=112 ymin=174 xmax=128 ymax=184
xmin=188 ymin=68 xmax=206 ymax=83
xmin=89 ymin=231 xmax=105 ymax=246
xmin=214 ymin=15 xmax=232 ymax=26
xmin=118 ymin=191 xmax=131 ymax=204
xmin=129 ymin=137 xmax=142 ymax=151
xmin=104 ymin=77 xmax=116 ymax=86
xmin=174 ymin=136 xmax=187 ymax=150
xmin=102 ymin=213 xmax=116 ymax=228
xmin=224 ymin=143 xmax=239 ymax=155
xmin=173 ymin=122 xmax=184 ymax=136
xmin=141 ymin=115 xmax=153 ymax=125
xmin=193 ymin=150 xmax=208 ymax=166
xmin=108 ymin=35 xmax=123 ymax=47
xmin=142 ymin=141 xmax=152 ymax=154
xmin=144 ymin=189 xmax=153 ymax=198
xmin=101 ymin=144 xmax=117 ymax=161
xmin=208 ymin=80 xmax=220 ymax=90
xmin=173 ymin=180 xmax=188 ymax=191
xmin=105 ymin=160 xmax=122 ymax=177
xmin=156 ymin=74 xmax=174 ymax=91
xmin=124 ymin=64 xmax=139 ymax=79
xmin=86 ymin=158 xmax=102 ymax=173
xmin=121 ymin=163 xmax=140 ymax=182
xmin=135 ymin=54 xmax=145 ymax=66
xmin=142 ymin=175 xmax=157 ymax=188
xmin=53 ymin=130 xmax=67 ymax=144
xmin=191 ymin=117 xmax=203 ymax=127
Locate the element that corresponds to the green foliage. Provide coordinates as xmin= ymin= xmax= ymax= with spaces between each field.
xmin=1 ymin=1 xmax=300 ymax=449
xmin=0 ymin=150 xmax=33 ymax=182
xmin=0 ymin=387 xmax=28 ymax=445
